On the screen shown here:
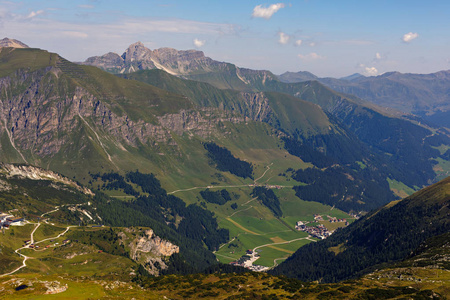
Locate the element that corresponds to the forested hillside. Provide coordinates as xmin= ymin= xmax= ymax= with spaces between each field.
xmin=272 ymin=176 xmax=450 ymax=282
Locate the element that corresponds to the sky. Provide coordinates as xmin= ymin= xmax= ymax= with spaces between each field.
xmin=1 ymin=0 xmax=449 ymax=77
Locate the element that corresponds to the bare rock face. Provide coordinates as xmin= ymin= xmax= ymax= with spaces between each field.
xmin=240 ymin=92 xmax=273 ymax=122
xmin=158 ymin=108 xmax=243 ymax=137
xmin=0 ymin=163 xmax=94 ymax=195
xmin=0 ymin=62 xmax=243 ymax=169
xmin=0 ymin=38 xmax=29 ymax=48
xmin=151 ymin=47 xmax=222 ymax=75
xmin=132 ymin=229 xmax=179 ymax=257
xmin=122 ymin=41 xmax=152 ymax=62
xmin=120 ymin=228 xmax=179 ymax=275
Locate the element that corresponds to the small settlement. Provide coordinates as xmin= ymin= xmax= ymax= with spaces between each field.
xmin=295 ymin=214 xmax=349 ymax=239
xmin=229 ymin=249 xmax=269 ymax=272
xmin=0 ymin=212 xmax=25 ymax=229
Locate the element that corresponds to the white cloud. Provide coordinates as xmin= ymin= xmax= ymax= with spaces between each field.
xmin=295 ymin=39 xmax=302 ymax=46
xmin=298 ymin=52 xmax=325 ymax=60
xmin=375 ymin=52 xmax=381 ymax=60
xmin=252 ymin=3 xmax=285 ymax=19
xmin=193 ymin=38 xmax=205 ymax=48
xmin=364 ymin=66 xmax=378 ymax=76
xmin=358 ymin=63 xmax=379 ymax=76
xmin=278 ymin=32 xmax=290 ymax=44
xmin=309 ymin=42 xmax=316 ymax=47
xmin=62 ymin=31 xmax=88 ymax=38
xmin=402 ymin=32 xmax=418 ymax=43
xmin=26 ymin=10 xmax=44 ymax=19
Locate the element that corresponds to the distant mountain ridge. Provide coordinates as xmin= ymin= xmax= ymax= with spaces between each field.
xmin=84 ymin=41 xmax=450 ymax=129
xmin=83 ymin=41 xmax=280 ymax=91
xmin=279 ymin=69 xmax=450 ymax=128
xmin=278 ymin=71 xmax=318 ymax=82
xmin=83 ymin=41 xmax=231 ymax=76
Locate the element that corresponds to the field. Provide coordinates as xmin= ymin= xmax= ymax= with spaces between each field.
xmin=191 ymin=185 xmax=352 ymax=268
xmin=387 ymin=177 xmax=417 ymax=198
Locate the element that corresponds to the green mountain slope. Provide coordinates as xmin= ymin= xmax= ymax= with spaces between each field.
xmin=0 ymin=48 xmax=295 ymax=187
xmin=2 ymin=47 xmax=361 ymax=265
xmin=239 ymin=75 xmax=450 ymax=189
xmin=271 ymin=176 xmax=450 ymax=282
xmin=85 ymin=42 xmax=450 ymax=195
xmin=118 ymin=68 xmax=448 ymax=213
xmin=120 ymin=69 xmax=333 ymax=137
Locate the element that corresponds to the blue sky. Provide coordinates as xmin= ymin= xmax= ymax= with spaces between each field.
xmin=1 ymin=0 xmax=449 ymax=77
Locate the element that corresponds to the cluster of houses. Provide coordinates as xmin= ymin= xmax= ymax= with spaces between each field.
xmin=327 ymin=215 xmax=349 ymax=226
xmin=0 ymin=212 xmax=25 ymax=229
xmin=295 ymin=221 xmax=332 ymax=239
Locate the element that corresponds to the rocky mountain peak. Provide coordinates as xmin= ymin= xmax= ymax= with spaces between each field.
xmin=121 ymin=41 xmax=152 ymax=62
xmin=0 ymin=37 xmax=29 ymax=48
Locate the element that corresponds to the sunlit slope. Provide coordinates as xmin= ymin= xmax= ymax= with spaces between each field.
xmin=0 ymin=48 xmax=310 ymax=191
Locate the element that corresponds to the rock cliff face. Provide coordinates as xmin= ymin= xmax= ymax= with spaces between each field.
xmin=0 ymin=58 xmax=244 ymax=170
xmin=240 ymin=92 xmax=273 ymax=122
xmin=119 ymin=228 xmax=179 ymax=275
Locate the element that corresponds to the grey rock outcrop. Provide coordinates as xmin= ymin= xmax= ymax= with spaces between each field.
xmin=119 ymin=228 xmax=179 ymax=275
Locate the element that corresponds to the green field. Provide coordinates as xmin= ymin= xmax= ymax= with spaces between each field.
xmin=210 ymin=185 xmax=351 ymax=267
xmin=255 ymin=238 xmax=312 ymax=267
xmin=387 ymin=177 xmax=417 ymax=198
xmin=433 ymin=157 xmax=450 ymax=181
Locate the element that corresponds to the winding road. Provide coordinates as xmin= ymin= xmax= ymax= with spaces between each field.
xmin=0 ymin=206 xmax=78 ymax=278
xmin=0 ymin=222 xmax=40 ymax=277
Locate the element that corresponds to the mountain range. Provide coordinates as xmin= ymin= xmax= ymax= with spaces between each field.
xmin=0 ymin=39 xmax=448 ymax=210
xmin=279 ymin=69 xmax=450 ymax=128
xmin=0 ymin=38 xmax=449 ymax=298
xmin=83 ymin=42 xmax=450 ymax=129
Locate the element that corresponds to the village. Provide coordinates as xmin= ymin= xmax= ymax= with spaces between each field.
xmin=226 ymin=213 xmax=354 ymax=271
xmin=295 ymin=214 xmax=350 ymax=239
